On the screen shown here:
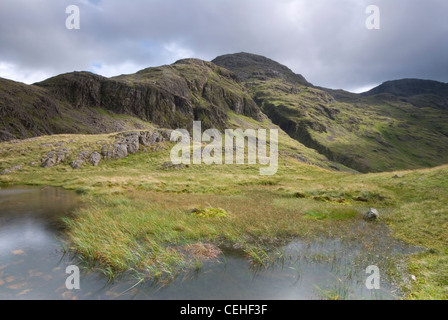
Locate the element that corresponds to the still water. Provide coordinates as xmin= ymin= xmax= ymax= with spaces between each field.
xmin=0 ymin=186 xmax=413 ymax=300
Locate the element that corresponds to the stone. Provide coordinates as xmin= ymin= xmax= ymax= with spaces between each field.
xmin=364 ymin=208 xmax=379 ymax=221
xmin=10 ymin=164 xmax=23 ymax=171
xmin=41 ymin=157 xmax=56 ymax=168
xmin=116 ymin=133 xmax=140 ymax=154
xmin=101 ymin=146 xmax=113 ymax=160
xmin=70 ymin=160 xmax=84 ymax=169
xmin=1 ymin=169 xmax=12 ymax=175
xmin=162 ymin=161 xmax=186 ymax=170
xmin=112 ymin=144 xmax=128 ymax=159
xmin=126 ymin=135 xmax=140 ymax=154
xmin=89 ymin=152 xmax=101 ymax=166
xmin=77 ymin=150 xmax=91 ymax=161
xmin=56 ymin=151 xmax=69 ymax=164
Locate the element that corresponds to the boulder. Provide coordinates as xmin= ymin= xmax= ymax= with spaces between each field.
xmin=140 ymin=131 xmax=164 ymax=146
xmin=364 ymin=208 xmax=379 ymax=221
xmin=116 ymin=133 xmax=140 ymax=154
xmin=77 ymin=150 xmax=91 ymax=161
xmin=1 ymin=169 xmax=12 ymax=175
xmin=89 ymin=152 xmax=101 ymax=166
xmin=41 ymin=149 xmax=70 ymax=168
xmin=41 ymin=157 xmax=56 ymax=168
xmin=70 ymin=160 xmax=84 ymax=169
xmin=112 ymin=144 xmax=128 ymax=159
xmin=56 ymin=150 xmax=69 ymax=164
xmin=101 ymin=145 xmax=113 ymax=160
xmin=126 ymin=135 xmax=140 ymax=154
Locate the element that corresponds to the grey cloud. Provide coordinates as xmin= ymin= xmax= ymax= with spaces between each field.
xmin=0 ymin=0 xmax=447 ymax=92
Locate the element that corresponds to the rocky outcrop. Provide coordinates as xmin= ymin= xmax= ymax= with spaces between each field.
xmin=35 ymin=130 xmax=173 ymax=171
xmin=0 ymin=57 xmax=263 ymax=143
xmin=1 ymin=164 xmax=24 ymax=175
xmin=41 ymin=149 xmax=70 ymax=168
xmin=34 ymin=59 xmax=262 ymax=133
xmin=89 ymin=152 xmax=101 ymax=166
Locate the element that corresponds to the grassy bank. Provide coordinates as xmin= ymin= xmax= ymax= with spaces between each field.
xmin=1 ymin=133 xmax=447 ymax=299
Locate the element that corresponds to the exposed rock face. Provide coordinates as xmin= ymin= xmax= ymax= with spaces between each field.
xmin=0 ymin=58 xmax=263 ymax=143
xmin=34 ymin=59 xmax=262 ymax=132
xmin=77 ymin=150 xmax=91 ymax=161
xmin=41 ymin=129 xmax=170 ymax=169
xmin=41 ymin=158 xmax=56 ymax=168
xmin=139 ymin=130 xmax=171 ymax=146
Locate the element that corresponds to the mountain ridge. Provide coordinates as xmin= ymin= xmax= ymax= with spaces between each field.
xmin=2 ymin=52 xmax=448 ymax=173
xmin=212 ymin=52 xmax=448 ymax=172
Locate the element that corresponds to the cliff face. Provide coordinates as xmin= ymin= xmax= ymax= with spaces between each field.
xmin=35 ymin=59 xmax=262 ymax=132
xmin=0 ymin=77 xmax=62 ymax=141
xmin=0 ymin=58 xmax=263 ymax=142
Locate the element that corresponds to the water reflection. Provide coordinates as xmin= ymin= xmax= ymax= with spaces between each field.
xmin=0 ymin=186 xmax=414 ymax=300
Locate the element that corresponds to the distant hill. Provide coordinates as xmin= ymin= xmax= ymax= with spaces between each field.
xmin=362 ymin=78 xmax=448 ymax=110
xmin=363 ymin=78 xmax=448 ymax=97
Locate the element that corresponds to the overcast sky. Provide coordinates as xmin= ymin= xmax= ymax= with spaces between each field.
xmin=1 ymin=0 xmax=447 ymax=93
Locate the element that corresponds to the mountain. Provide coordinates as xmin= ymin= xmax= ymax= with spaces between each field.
xmin=36 ymin=59 xmax=262 ymax=131
xmin=2 ymin=53 xmax=448 ymax=173
xmin=0 ymin=59 xmax=263 ymax=142
xmin=213 ymin=53 xmax=448 ymax=172
xmin=0 ymin=58 xmax=350 ymax=172
xmin=0 ymin=77 xmax=152 ymax=142
xmin=362 ymin=78 xmax=448 ymax=110
xmin=212 ymin=52 xmax=311 ymax=86
xmin=363 ymin=78 xmax=448 ymax=98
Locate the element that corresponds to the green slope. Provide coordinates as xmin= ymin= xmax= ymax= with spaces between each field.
xmin=213 ymin=53 xmax=448 ymax=172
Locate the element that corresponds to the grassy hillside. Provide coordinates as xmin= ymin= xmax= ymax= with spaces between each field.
xmin=213 ymin=53 xmax=448 ymax=173
xmin=249 ymin=77 xmax=448 ymax=172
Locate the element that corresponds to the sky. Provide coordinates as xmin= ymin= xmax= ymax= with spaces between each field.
xmin=0 ymin=0 xmax=447 ymax=93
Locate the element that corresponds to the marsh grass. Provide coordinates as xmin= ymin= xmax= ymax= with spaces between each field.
xmin=1 ymin=132 xmax=447 ymax=298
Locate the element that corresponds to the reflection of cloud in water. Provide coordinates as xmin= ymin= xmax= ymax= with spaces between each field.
xmin=0 ymin=187 xmax=417 ymax=300
xmin=0 ymin=219 xmax=56 ymax=254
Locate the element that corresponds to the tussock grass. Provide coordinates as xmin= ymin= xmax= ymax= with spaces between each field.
xmin=1 ymin=132 xmax=447 ymax=298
